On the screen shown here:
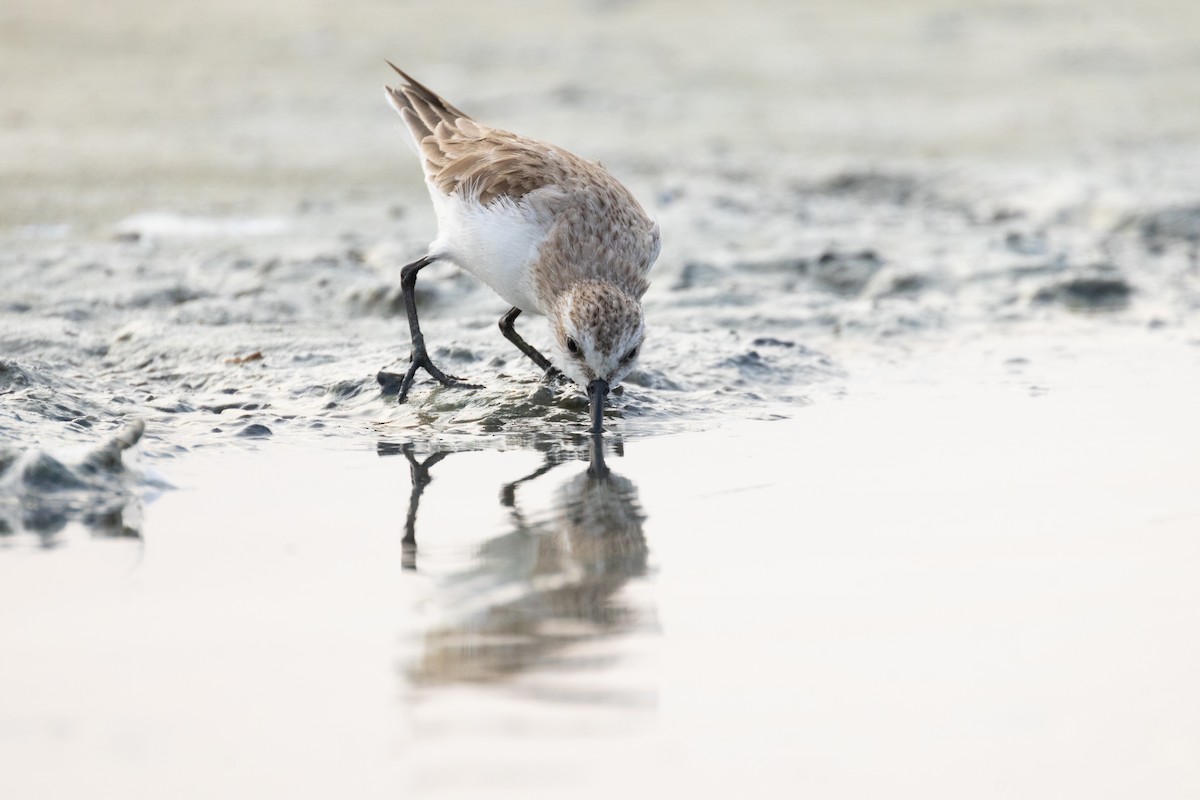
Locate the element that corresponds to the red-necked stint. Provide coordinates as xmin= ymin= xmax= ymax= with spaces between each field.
xmin=379 ymin=63 xmax=661 ymax=434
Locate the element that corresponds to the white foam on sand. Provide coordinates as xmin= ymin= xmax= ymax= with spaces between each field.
xmin=114 ymin=212 xmax=292 ymax=239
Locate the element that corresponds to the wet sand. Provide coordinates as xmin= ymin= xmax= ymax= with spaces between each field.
xmin=3 ymin=0 xmax=1200 ymax=797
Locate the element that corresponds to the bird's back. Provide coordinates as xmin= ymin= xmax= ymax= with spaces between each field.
xmin=385 ymin=65 xmax=659 ymax=310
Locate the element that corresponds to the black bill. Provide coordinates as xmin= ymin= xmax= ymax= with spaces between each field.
xmin=587 ymin=378 xmax=609 ymax=434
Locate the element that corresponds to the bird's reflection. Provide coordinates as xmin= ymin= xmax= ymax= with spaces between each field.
xmin=378 ymin=434 xmax=649 ymax=686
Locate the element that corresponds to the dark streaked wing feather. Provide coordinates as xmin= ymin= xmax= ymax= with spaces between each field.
xmin=386 ymin=65 xmax=575 ymax=205
xmin=385 ymin=64 xmax=661 ymax=296
xmin=385 ymin=61 xmax=470 ymax=124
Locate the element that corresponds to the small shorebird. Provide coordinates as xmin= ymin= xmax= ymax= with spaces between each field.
xmin=379 ymin=63 xmax=660 ymax=433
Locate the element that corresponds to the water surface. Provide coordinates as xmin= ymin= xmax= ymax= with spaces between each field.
xmin=3 ymin=360 xmax=1199 ymax=797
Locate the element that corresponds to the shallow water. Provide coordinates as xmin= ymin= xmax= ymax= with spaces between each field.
xmin=3 ymin=365 xmax=1200 ymax=798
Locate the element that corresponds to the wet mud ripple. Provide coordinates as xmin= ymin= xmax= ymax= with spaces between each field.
xmin=3 ymin=169 xmax=1199 ymax=457
xmin=0 ymin=420 xmax=156 ymax=543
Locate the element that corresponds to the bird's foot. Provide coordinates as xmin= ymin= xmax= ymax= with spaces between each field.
xmin=377 ymin=349 xmax=482 ymax=403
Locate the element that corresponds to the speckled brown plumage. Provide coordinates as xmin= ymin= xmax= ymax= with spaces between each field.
xmin=385 ymin=63 xmax=658 ymax=308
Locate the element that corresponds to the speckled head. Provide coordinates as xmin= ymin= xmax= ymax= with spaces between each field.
xmin=551 ymin=281 xmax=644 ymax=430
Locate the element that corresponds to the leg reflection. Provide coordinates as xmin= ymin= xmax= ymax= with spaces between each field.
xmin=499 ymin=446 xmax=575 ymax=509
xmin=387 ymin=443 xmax=451 ymax=571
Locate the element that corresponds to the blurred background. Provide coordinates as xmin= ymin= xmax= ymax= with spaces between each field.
xmin=4 ymin=0 xmax=1199 ymax=228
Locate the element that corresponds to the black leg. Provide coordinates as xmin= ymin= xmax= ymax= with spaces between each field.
xmin=378 ymin=255 xmax=481 ymax=402
xmin=499 ymin=306 xmax=560 ymax=377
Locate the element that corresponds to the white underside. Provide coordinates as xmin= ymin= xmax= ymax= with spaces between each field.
xmin=427 ymin=186 xmax=553 ymax=315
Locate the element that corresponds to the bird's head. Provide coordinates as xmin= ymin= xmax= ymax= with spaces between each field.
xmin=550 ymin=282 xmax=644 ymax=433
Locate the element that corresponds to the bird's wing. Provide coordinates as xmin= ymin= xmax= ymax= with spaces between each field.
xmin=385 ymin=63 xmax=563 ymax=205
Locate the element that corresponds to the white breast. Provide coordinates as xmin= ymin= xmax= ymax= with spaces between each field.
xmin=427 ymin=188 xmax=554 ymax=315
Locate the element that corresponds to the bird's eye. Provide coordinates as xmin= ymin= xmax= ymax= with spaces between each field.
xmin=567 ymin=337 xmax=579 ymax=355
xmin=621 ymin=345 xmax=638 ymax=363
